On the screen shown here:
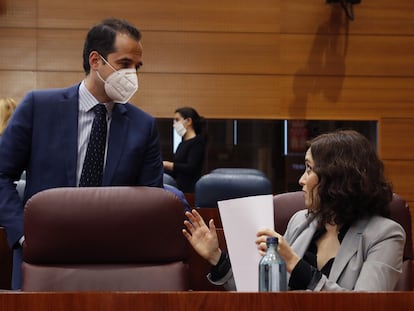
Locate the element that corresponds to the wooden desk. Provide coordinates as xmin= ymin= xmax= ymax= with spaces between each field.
xmin=0 ymin=291 xmax=413 ymax=311
xmin=0 ymin=227 xmax=12 ymax=289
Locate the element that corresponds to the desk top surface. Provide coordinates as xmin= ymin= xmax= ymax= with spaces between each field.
xmin=0 ymin=291 xmax=413 ymax=311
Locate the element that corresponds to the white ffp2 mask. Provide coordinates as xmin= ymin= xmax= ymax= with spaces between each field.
xmin=173 ymin=121 xmax=187 ymax=137
xmin=97 ymin=56 xmax=138 ymax=104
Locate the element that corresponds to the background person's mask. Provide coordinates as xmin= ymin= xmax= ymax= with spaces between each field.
xmin=173 ymin=121 xmax=187 ymax=137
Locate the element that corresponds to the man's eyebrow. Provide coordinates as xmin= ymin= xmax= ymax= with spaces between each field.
xmin=116 ymin=57 xmax=133 ymax=63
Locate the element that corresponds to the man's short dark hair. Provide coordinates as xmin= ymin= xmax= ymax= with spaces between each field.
xmin=82 ymin=18 xmax=142 ymax=74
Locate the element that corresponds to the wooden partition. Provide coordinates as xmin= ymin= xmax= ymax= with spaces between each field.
xmin=0 ymin=1 xmax=414 ymax=239
xmin=0 ymin=292 xmax=413 ymax=311
xmin=0 ymin=228 xmax=12 ymax=289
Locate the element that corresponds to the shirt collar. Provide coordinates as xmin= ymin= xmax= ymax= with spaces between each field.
xmin=79 ymin=81 xmax=115 ymax=113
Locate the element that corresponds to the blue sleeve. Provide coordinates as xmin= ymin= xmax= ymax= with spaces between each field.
xmin=163 ymin=184 xmax=191 ymax=212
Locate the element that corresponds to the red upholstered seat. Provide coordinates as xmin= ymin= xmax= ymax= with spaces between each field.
xmin=22 ymin=186 xmax=189 ymax=291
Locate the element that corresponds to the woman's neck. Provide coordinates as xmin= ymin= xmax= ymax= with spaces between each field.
xmin=183 ymin=128 xmax=196 ymax=140
xmin=325 ymin=223 xmax=341 ymax=234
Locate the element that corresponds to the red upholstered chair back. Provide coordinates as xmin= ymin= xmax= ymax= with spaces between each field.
xmin=273 ymin=191 xmax=414 ymax=291
xmin=22 ymin=186 xmax=189 ymax=291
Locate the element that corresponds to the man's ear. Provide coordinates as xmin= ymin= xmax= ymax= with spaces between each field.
xmin=89 ymin=51 xmax=101 ymax=70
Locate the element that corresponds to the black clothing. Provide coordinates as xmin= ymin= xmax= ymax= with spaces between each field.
xmin=169 ymin=135 xmax=205 ymax=193
xmin=210 ymin=251 xmax=232 ymax=282
xmin=289 ymin=224 xmax=350 ymax=290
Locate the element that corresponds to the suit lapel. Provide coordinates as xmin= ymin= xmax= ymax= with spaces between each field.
xmin=290 ymin=217 xmax=318 ymax=258
xmin=103 ymin=104 xmax=128 ymax=185
xmin=328 ymin=218 xmax=369 ymax=282
xmin=61 ymin=85 xmax=80 ymax=186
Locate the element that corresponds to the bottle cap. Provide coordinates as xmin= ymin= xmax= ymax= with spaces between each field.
xmin=266 ymin=236 xmax=278 ymax=244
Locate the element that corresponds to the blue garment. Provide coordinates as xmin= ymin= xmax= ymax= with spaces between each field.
xmin=164 ymin=184 xmax=191 ymax=213
xmin=0 ymin=84 xmax=164 ymax=289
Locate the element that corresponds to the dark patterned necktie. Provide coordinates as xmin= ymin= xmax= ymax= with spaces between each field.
xmin=79 ymin=104 xmax=107 ymax=187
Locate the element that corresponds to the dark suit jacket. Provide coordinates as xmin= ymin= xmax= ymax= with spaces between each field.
xmin=0 ymin=83 xmax=163 ymax=248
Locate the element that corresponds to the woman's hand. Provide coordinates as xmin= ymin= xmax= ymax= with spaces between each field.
xmin=256 ymin=228 xmax=301 ymax=273
xmin=182 ymin=209 xmax=222 ymax=265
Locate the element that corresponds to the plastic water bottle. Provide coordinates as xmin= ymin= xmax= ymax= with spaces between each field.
xmin=258 ymin=236 xmax=288 ymax=292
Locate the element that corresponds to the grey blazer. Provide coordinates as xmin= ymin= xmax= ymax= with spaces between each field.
xmin=285 ymin=210 xmax=405 ymax=291
xmin=210 ymin=210 xmax=406 ymax=291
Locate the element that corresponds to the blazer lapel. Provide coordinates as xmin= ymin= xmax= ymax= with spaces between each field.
xmin=103 ymin=104 xmax=128 ymax=185
xmin=61 ymin=85 xmax=80 ymax=186
xmin=328 ymin=218 xmax=369 ymax=282
xmin=290 ymin=217 xmax=318 ymax=258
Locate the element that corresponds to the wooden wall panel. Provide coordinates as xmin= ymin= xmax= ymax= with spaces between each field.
xmin=281 ymin=1 xmax=414 ymax=35
xmin=36 ymin=72 xmax=85 ymax=90
xmin=37 ymin=30 xmax=84 ymax=72
xmin=34 ymin=72 xmax=281 ymax=119
xmin=381 ymin=118 xmax=414 ymax=160
xmin=132 ymin=73 xmax=280 ymax=118
xmin=0 ymin=0 xmax=36 ymax=28
xmin=34 ymin=0 xmax=414 ymax=36
xmin=37 ymin=0 xmax=280 ymax=33
xmin=0 ymin=28 xmax=37 ymax=71
xmin=143 ymin=32 xmax=280 ymax=75
xmin=142 ymin=75 xmax=414 ymax=119
xmin=35 ymin=30 xmax=280 ymax=74
xmin=280 ymin=34 xmax=414 ymax=76
xmin=27 ymin=72 xmax=414 ymax=120
xmin=0 ymin=71 xmax=36 ymax=103
xmin=279 ymin=76 xmax=414 ymax=120
xmin=32 ymin=30 xmax=414 ymax=77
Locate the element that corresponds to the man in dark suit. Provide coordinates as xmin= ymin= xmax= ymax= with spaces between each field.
xmin=0 ymin=18 xmax=163 ymax=289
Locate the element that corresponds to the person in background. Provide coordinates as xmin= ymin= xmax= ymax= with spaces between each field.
xmin=183 ymin=130 xmax=405 ymax=291
xmin=0 ymin=18 xmax=164 ymax=289
xmin=0 ymin=97 xmax=17 ymax=138
xmin=163 ymin=107 xmax=206 ymax=193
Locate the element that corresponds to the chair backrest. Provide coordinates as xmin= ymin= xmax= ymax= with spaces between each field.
xmin=22 ymin=186 xmax=189 ymax=291
xmin=163 ymin=172 xmax=178 ymax=188
xmin=273 ymin=191 xmax=414 ymax=290
xmin=389 ymin=193 xmax=413 ymax=261
xmin=195 ymin=170 xmax=272 ymax=207
xmin=210 ymin=168 xmax=266 ymax=177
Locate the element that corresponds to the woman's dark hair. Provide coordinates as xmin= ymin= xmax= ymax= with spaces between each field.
xmin=82 ymin=18 xmax=142 ymax=74
xmin=175 ymin=107 xmax=205 ymax=136
xmin=308 ymin=130 xmax=392 ymax=226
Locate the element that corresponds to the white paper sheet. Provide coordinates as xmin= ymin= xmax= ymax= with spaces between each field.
xmin=218 ymin=194 xmax=274 ymax=292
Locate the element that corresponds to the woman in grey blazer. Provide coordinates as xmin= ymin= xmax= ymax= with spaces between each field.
xmin=183 ymin=130 xmax=405 ymax=291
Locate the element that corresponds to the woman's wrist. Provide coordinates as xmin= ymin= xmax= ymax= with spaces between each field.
xmin=285 ymin=254 xmax=301 ymax=273
xmin=208 ymin=248 xmax=222 ymax=266
xmin=209 ymin=250 xmax=231 ymax=282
